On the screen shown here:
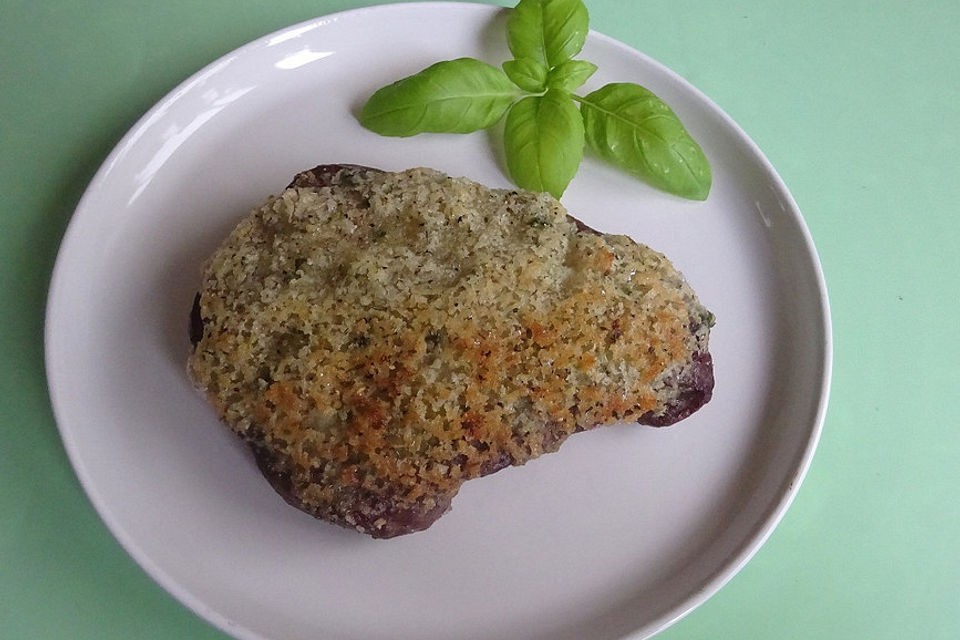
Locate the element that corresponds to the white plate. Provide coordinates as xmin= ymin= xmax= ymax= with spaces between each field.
xmin=45 ymin=3 xmax=831 ymax=639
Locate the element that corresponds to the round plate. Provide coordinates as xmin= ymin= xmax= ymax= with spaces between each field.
xmin=45 ymin=3 xmax=831 ymax=639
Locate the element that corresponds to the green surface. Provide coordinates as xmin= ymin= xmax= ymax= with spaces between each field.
xmin=2 ymin=0 xmax=957 ymax=638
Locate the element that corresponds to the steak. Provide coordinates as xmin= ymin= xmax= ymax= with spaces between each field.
xmin=188 ymin=165 xmax=714 ymax=538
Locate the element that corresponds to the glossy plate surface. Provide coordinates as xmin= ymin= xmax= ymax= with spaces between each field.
xmin=45 ymin=4 xmax=831 ymax=639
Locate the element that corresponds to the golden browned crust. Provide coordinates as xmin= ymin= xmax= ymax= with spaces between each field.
xmin=188 ymin=166 xmax=713 ymax=537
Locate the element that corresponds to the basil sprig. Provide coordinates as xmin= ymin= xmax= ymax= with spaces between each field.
xmin=358 ymin=0 xmax=711 ymax=200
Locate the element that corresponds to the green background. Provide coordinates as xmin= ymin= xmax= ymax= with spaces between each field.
xmin=2 ymin=0 xmax=957 ymax=638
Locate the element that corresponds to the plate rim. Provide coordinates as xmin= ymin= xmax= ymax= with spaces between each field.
xmin=44 ymin=3 xmax=833 ymax=639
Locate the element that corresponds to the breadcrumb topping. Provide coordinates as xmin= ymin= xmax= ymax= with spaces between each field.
xmin=188 ymin=167 xmax=711 ymax=535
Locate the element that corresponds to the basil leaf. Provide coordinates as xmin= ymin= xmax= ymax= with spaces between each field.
xmin=503 ymin=57 xmax=549 ymax=92
xmin=359 ymin=58 xmax=517 ymax=137
xmin=507 ymin=0 xmax=590 ymax=69
xmin=547 ymin=59 xmax=597 ymax=92
xmin=504 ymin=89 xmax=585 ymax=199
xmin=580 ymin=83 xmax=711 ymax=200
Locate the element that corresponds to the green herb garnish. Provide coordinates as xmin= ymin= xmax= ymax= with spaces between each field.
xmin=358 ymin=0 xmax=711 ymax=200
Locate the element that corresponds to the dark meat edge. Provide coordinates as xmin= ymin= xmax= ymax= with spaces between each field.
xmin=190 ymin=163 xmax=714 ymax=537
xmin=249 ymin=443 xmax=452 ymax=539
